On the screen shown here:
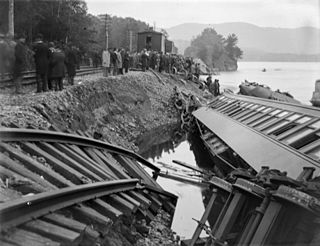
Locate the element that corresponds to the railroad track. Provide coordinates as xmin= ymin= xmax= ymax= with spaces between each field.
xmin=0 ymin=128 xmax=177 ymax=245
xmin=0 ymin=66 xmax=102 ymax=89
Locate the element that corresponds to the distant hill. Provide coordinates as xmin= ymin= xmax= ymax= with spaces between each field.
xmin=166 ymin=22 xmax=320 ymax=61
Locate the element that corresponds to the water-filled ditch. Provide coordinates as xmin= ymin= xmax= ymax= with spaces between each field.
xmin=136 ymin=124 xmax=215 ymax=240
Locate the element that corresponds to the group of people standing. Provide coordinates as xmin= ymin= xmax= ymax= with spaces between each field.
xmin=13 ymin=34 xmax=79 ymax=94
xmin=134 ymin=49 xmax=190 ymax=74
xmin=101 ymin=47 xmax=220 ymax=96
xmin=12 ymin=36 xmax=220 ymax=96
xmin=102 ymin=48 xmax=130 ymax=76
xmin=206 ymin=75 xmax=220 ymax=96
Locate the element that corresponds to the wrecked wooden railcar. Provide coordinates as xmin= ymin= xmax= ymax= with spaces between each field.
xmin=182 ymin=93 xmax=320 ymax=246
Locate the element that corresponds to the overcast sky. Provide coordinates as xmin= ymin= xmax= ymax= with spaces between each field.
xmin=86 ymin=0 xmax=320 ymax=29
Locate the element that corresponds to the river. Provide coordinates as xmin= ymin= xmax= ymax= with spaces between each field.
xmin=213 ymin=61 xmax=320 ymax=105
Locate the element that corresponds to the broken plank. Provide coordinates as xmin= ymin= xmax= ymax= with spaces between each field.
xmin=89 ymin=199 xmax=123 ymax=221
xmin=69 ymin=144 xmax=118 ymax=180
xmin=142 ymin=191 xmax=162 ymax=214
xmin=82 ymin=148 xmax=117 ymax=178
xmin=125 ymin=157 xmax=162 ymax=189
xmin=0 ymin=145 xmax=69 ymax=188
xmin=42 ymin=213 xmax=101 ymax=245
xmin=127 ymin=190 xmax=152 ymax=208
xmin=66 ymin=144 xmax=99 ymax=166
xmin=22 ymin=220 xmax=80 ymax=245
xmin=113 ymin=155 xmax=156 ymax=187
xmin=42 ymin=213 xmax=86 ymax=233
xmin=1 ymin=228 xmax=60 ymax=246
xmin=119 ymin=192 xmax=141 ymax=208
xmin=145 ymin=209 xmax=156 ymax=223
xmin=158 ymin=194 xmax=176 ymax=215
xmin=0 ymin=165 xmax=48 ymax=194
xmin=53 ymin=143 xmax=113 ymax=181
xmin=91 ymin=148 xmax=118 ymax=178
xmin=100 ymin=151 xmax=131 ymax=179
xmin=20 ymin=142 xmax=85 ymax=185
xmin=37 ymin=142 xmax=102 ymax=182
xmin=69 ymin=204 xmax=112 ymax=235
xmin=103 ymin=194 xmax=137 ymax=214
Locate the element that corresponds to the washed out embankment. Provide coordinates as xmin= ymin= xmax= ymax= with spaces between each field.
xmin=0 ymin=71 xmax=206 ymax=150
xmin=0 ymin=71 xmax=207 ymax=245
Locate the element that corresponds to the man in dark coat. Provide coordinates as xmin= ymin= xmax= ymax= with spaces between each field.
xmin=13 ymin=35 xmax=27 ymax=94
xmin=141 ymin=49 xmax=148 ymax=72
xmin=159 ymin=52 xmax=164 ymax=73
xmin=33 ymin=34 xmax=50 ymax=92
xmin=211 ymin=79 xmax=220 ymax=96
xmin=110 ymin=48 xmax=118 ymax=75
xmin=123 ymin=50 xmax=130 ymax=73
xmin=49 ymin=43 xmax=66 ymax=91
xmin=65 ymin=44 xmax=78 ymax=85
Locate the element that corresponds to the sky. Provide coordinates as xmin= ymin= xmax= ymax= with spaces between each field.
xmin=86 ymin=0 xmax=320 ymax=29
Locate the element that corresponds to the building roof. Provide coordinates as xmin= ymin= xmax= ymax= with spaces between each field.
xmin=138 ymin=30 xmax=164 ymax=35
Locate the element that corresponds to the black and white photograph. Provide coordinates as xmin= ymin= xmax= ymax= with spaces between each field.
xmin=0 ymin=0 xmax=320 ymax=245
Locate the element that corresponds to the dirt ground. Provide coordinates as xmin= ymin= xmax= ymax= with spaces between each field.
xmin=0 ymin=71 xmax=209 ymax=150
xmin=0 ymin=70 xmax=212 ymax=245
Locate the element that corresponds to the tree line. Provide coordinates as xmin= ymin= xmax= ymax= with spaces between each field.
xmin=184 ymin=28 xmax=243 ymax=71
xmin=0 ymin=0 xmax=150 ymax=54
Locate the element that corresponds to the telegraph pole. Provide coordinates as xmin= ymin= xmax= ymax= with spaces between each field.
xmin=8 ymin=0 xmax=14 ymax=38
xmin=105 ymin=14 xmax=110 ymax=50
xmin=129 ymin=30 xmax=133 ymax=52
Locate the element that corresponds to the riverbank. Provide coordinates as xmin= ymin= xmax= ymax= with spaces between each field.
xmin=0 ymin=70 xmax=208 ymax=245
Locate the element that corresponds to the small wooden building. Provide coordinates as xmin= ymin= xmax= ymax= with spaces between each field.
xmin=137 ymin=31 xmax=165 ymax=52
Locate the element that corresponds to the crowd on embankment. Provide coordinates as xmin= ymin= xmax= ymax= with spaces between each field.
xmin=1 ymin=34 xmax=220 ymax=96
xmin=0 ymin=34 xmax=100 ymax=94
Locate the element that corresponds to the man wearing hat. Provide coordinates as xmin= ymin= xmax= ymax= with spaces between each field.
xmin=33 ymin=34 xmax=50 ymax=92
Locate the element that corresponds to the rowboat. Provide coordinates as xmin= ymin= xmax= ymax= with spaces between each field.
xmin=239 ymin=81 xmax=300 ymax=104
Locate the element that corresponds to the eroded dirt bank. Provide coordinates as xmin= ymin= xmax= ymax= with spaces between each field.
xmin=0 ymin=71 xmax=207 ymax=150
xmin=0 ymin=71 xmax=208 ymax=245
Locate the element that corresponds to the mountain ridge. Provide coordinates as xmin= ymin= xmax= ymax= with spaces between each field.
xmin=166 ymin=22 xmax=320 ymax=61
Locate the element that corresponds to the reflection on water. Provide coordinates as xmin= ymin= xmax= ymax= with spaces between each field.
xmin=136 ymin=123 xmax=186 ymax=161
xmin=158 ymin=175 xmax=208 ymax=239
xmin=137 ymin=125 xmax=215 ymax=239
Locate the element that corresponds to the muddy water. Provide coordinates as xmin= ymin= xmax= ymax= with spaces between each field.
xmin=137 ymin=125 xmax=214 ymax=240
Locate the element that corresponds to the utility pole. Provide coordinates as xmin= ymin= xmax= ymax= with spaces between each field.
xmin=105 ymin=14 xmax=110 ymax=50
xmin=8 ymin=0 xmax=14 ymax=38
xmin=129 ymin=30 xmax=133 ymax=52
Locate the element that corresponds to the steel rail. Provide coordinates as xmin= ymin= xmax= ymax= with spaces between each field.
xmin=224 ymin=92 xmax=320 ymax=118
xmin=0 ymin=179 xmax=139 ymax=231
xmin=0 ymin=128 xmax=160 ymax=174
xmin=1 ymin=66 xmax=94 ymax=78
xmin=0 ymin=67 xmax=102 ymax=88
xmin=144 ymin=183 xmax=178 ymax=200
